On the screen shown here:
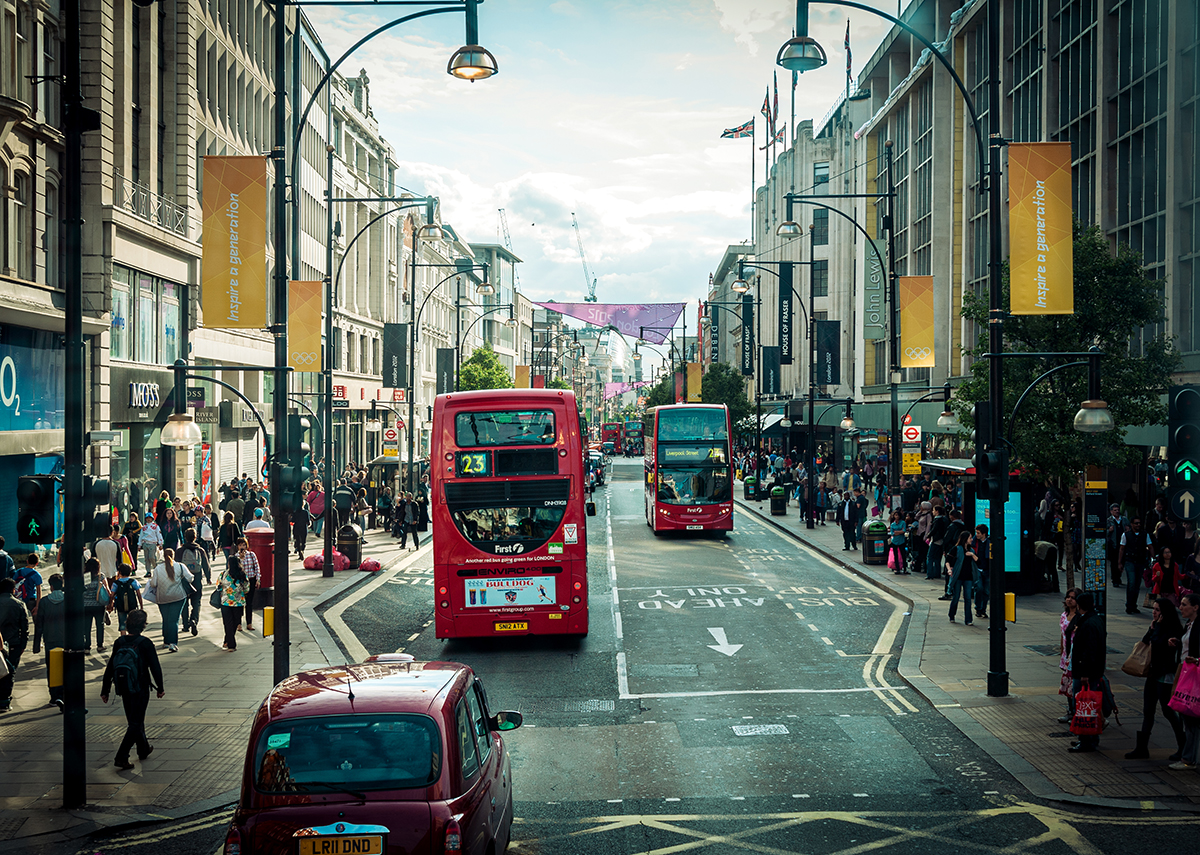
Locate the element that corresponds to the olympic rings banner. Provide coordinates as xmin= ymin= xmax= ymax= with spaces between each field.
xmin=201 ymin=156 xmax=268 ymax=328
xmin=1008 ymin=142 xmax=1074 ymax=315
xmin=514 ymin=365 xmax=530 ymax=388
xmin=288 ymin=280 xmax=322 ymax=372
xmin=899 ymin=276 xmax=935 ymax=368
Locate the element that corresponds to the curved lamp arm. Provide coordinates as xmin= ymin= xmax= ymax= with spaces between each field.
xmin=1006 ymin=361 xmax=1087 ymax=443
xmin=175 ymin=361 xmax=272 ymax=479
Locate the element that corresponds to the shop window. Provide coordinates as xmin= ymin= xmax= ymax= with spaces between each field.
xmin=112 ymin=281 xmax=131 ymax=361
xmin=112 ymin=263 xmax=184 ymax=364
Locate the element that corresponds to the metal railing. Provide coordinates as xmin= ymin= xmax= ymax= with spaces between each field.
xmin=112 ymin=172 xmax=191 ymax=238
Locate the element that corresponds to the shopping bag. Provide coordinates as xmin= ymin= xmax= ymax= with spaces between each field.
xmin=1120 ymin=640 xmax=1152 ymax=678
xmin=208 ymin=588 xmax=223 ymax=610
xmin=1070 ymin=680 xmax=1104 ymax=736
xmin=1167 ymin=661 xmax=1200 ymax=718
xmin=887 ymin=551 xmax=897 ymax=570
xmin=359 ymin=558 xmax=382 ymax=573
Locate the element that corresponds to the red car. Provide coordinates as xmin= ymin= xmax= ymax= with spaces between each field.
xmin=223 ymin=654 xmax=522 ymax=855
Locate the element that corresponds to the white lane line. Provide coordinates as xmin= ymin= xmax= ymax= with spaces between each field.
xmin=878 ymin=650 xmax=919 ymax=712
xmin=619 ymin=685 xmax=910 ymax=700
xmin=821 ymin=637 xmax=834 ymax=646
xmin=407 ymin=632 xmax=420 ymax=641
xmin=614 ymin=611 xmax=623 ymax=640
xmin=608 ymin=502 xmax=629 ymax=698
xmin=324 ymin=548 xmax=427 ymax=664
xmin=808 ymin=624 xmax=820 ymax=631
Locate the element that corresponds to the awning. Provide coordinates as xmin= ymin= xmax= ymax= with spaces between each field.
xmin=920 ymin=458 xmax=975 ymax=474
xmin=368 ymin=453 xmax=417 ymax=466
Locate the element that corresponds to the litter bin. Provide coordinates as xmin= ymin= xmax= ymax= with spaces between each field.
xmin=769 ymin=486 xmax=787 ymax=516
xmin=862 ymin=520 xmax=889 ymax=565
xmin=245 ymin=528 xmax=275 ymax=591
xmin=337 ymin=523 xmax=364 ymax=570
xmin=743 ymin=477 xmax=758 ymax=501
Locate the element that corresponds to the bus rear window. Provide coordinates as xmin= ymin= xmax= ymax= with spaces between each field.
xmin=455 ymin=410 xmax=556 ymax=447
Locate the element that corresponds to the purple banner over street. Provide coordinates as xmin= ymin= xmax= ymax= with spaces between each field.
xmin=604 ymin=380 xmax=653 ymax=400
xmin=535 ymin=302 xmax=685 ymax=344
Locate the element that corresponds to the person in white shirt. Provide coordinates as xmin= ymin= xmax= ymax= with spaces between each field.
xmin=244 ymin=508 xmax=272 ymax=531
xmin=94 ymin=526 xmax=122 ymax=580
xmin=139 ymin=518 xmax=163 ymax=578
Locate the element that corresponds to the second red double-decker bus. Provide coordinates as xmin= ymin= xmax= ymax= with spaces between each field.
xmin=601 ymin=422 xmax=624 ymax=453
xmin=644 ymin=404 xmax=733 ymax=533
xmin=624 ymin=419 xmax=644 ymax=455
xmin=431 ymin=389 xmax=591 ymax=638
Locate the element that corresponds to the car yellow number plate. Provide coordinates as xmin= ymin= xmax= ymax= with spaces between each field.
xmin=495 ymin=621 xmax=528 ymax=631
xmin=297 ymin=835 xmax=383 ymax=855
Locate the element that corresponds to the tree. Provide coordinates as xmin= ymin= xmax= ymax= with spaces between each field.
xmin=641 ymin=372 xmax=676 ymax=411
xmin=701 ymin=362 xmax=753 ymax=437
xmin=952 ymin=222 xmax=1179 ymax=588
xmin=457 ymin=342 xmax=514 ymax=392
xmin=546 ymin=377 xmax=571 ymax=390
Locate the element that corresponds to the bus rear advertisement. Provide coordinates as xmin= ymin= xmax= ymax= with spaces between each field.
xmin=431 ymin=389 xmax=591 ymax=638
xmin=644 ymin=404 xmax=733 ymax=533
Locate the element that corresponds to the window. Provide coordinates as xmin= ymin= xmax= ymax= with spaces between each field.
xmin=465 ymin=683 xmax=491 ymax=765
xmin=813 ymin=162 xmax=829 ymax=193
xmin=15 ymin=5 xmax=30 ymax=105
xmin=812 ymin=208 xmax=829 ymax=245
xmin=811 ymin=260 xmax=829 ymax=298
xmin=43 ymin=26 xmax=59 ymax=124
xmin=112 ymin=281 xmax=131 ymax=361
xmin=456 ymin=701 xmax=479 ymax=779
xmin=14 ymin=172 xmax=32 ymax=280
xmin=112 ymin=264 xmax=183 ymax=363
xmin=359 ymin=333 xmax=368 ymax=374
xmin=455 ymin=410 xmax=556 ymax=447
xmin=45 ymin=184 xmax=59 ymax=288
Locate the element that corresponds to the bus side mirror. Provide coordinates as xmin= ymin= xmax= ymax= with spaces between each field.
xmin=586 ymin=501 xmax=597 ymax=517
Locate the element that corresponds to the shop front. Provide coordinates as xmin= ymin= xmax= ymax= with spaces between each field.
xmin=109 ymin=364 xmax=176 ymax=524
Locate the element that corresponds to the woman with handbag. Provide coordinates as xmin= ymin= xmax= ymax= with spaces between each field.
xmin=216 ymin=557 xmax=250 ymax=651
xmin=1168 ymin=592 xmax=1200 ymax=770
xmin=147 ymin=547 xmax=192 ymax=654
xmin=1151 ymin=547 xmax=1182 ymax=606
xmin=82 ymin=556 xmax=111 ymax=652
xmin=121 ymin=513 xmax=142 ymax=572
xmin=1124 ymin=597 xmax=1186 ymax=760
xmin=235 ymin=537 xmax=260 ymax=632
xmin=887 ymin=510 xmax=908 ymax=575
xmin=217 ymin=511 xmax=241 ymax=560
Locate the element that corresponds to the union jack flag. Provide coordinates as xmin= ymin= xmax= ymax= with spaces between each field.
xmin=773 ymin=72 xmax=779 ymax=129
xmin=720 ymin=119 xmax=754 ymax=139
xmin=759 ymin=126 xmax=785 ymax=150
xmin=845 ymin=19 xmax=852 ymax=76
xmin=760 ymin=87 xmax=772 ymax=128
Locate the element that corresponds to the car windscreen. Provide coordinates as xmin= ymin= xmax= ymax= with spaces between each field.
xmin=455 ymin=410 xmax=556 ymax=447
xmin=254 ymin=713 xmax=441 ymax=793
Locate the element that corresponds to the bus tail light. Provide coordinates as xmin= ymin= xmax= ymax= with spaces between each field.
xmin=574 ymin=582 xmax=582 ymax=590
xmin=440 ymin=601 xmax=450 ymax=609
xmin=444 ymin=817 xmax=462 ymax=853
xmin=573 ymin=596 xmax=581 ymax=603
xmin=439 ymin=586 xmax=448 ymax=594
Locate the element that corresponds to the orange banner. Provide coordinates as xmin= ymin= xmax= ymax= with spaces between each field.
xmin=288 ymin=281 xmax=322 ymax=372
xmin=201 ymin=156 xmax=268 ymax=328
xmin=514 ymin=365 xmax=530 ymax=388
xmin=1008 ymin=142 xmax=1074 ymax=315
xmin=687 ymin=362 xmax=702 ymax=402
xmin=899 ymin=276 xmax=935 ymax=368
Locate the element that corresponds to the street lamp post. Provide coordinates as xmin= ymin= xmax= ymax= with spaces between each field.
xmin=533 ymin=330 xmax=579 ymax=385
xmin=456 ymin=276 xmax=514 ymax=389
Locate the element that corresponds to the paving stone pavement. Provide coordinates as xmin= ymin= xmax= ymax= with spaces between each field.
xmin=0 ymin=528 xmax=428 ymax=847
xmin=735 ymin=487 xmax=1200 ymax=809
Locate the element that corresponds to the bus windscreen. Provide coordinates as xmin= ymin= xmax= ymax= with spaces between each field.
xmin=455 ymin=410 xmax=556 ymax=447
xmin=657 ymin=409 xmax=729 ymax=441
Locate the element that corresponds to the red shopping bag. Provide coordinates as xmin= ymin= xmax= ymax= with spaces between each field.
xmin=1168 ymin=661 xmax=1200 ymax=718
xmin=1070 ymin=680 xmax=1104 ymax=736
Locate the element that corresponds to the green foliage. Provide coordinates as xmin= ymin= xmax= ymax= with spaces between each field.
xmin=701 ymin=362 xmax=753 ymax=436
xmin=951 ymin=222 xmax=1178 ymax=483
xmin=456 ymin=341 xmax=514 ymax=392
xmin=545 ymin=376 xmax=571 ymax=390
xmin=641 ymin=372 xmax=676 ymax=411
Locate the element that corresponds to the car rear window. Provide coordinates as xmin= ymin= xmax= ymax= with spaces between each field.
xmin=254 ymin=714 xmax=441 ymax=793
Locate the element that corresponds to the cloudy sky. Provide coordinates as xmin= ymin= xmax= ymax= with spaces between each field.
xmin=306 ymin=1 xmax=896 ymax=327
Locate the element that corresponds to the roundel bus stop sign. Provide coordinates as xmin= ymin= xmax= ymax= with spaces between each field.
xmin=382 ymin=425 xmax=400 ymax=459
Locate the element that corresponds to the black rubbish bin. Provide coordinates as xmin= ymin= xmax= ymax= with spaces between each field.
xmin=337 ymin=523 xmax=364 ymax=570
xmin=770 ymin=486 xmax=787 ymax=516
xmin=743 ymin=478 xmax=758 ymax=500
xmin=862 ymin=521 xmax=889 ymax=566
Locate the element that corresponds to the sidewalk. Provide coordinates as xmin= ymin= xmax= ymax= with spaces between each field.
xmin=735 ymin=489 xmax=1200 ymax=809
xmin=0 ymin=528 xmax=427 ymax=848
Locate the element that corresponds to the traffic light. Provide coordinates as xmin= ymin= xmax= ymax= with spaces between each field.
xmin=17 ymin=475 xmax=58 ymax=544
xmin=279 ymin=414 xmax=312 ymax=514
xmin=85 ymin=476 xmax=113 ymax=540
xmin=970 ymin=402 xmax=994 ymax=498
xmin=1167 ymin=385 xmax=1200 ymax=521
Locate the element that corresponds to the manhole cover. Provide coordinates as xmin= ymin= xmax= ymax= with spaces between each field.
xmin=1024 ymin=644 xmax=1060 ymax=656
xmin=564 ymin=699 xmax=616 ymax=712
xmin=731 ymin=724 xmax=789 ymax=736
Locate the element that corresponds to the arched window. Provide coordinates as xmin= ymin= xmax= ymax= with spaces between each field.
xmin=14 ymin=171 xmax=32 ymax=281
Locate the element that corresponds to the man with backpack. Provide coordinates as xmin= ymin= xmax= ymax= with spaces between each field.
xmin=100 ymin=609 xmax=164 ymax=770
xmin=14 ymin=555 xmax=43 ymax=618
xmin=111 ymin=563 xmax=143 ymax=636
xmin=175 ymin=529 xmax=210 ymax=636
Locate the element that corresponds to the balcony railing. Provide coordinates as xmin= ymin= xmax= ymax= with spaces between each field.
xmin=113 ymin=172 xmax=191 ymax=238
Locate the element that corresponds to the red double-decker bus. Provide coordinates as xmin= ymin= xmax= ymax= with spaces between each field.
xmin=431 ymin=389 xmax=591 ymax=638
xmin=601 ymin=422 xmax=623 ymax=453
xmin=624 ymin=420 xmax=644 ymax=455
xmin=644 ymin=404 xmax=733 ymax=533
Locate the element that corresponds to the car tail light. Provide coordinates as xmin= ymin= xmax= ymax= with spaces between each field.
xmin=223 ymin=825 xmax=241 ymax=855
xmin=444 ymin=818 xmax=462 ymax=853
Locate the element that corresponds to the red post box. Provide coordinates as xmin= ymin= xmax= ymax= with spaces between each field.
xmin=245 ymin=528 xmax=275 ymax=590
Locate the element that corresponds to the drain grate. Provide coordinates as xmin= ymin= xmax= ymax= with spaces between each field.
xmin=731 ymin=724 xmax=789 ymax=736
xmin=564 ymin=699 xmax=615 ymax=713
xmin=0 ymin=817 xmax=28 ymax=841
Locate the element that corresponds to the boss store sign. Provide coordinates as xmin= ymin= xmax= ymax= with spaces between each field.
xmin=110 ymin=366 xmax=175 ymax=424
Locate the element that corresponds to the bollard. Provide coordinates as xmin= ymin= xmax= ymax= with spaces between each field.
xmin=48 ymin=647 xmax=64 ymax=690
xmin=263 ymin=605 xmax=274 ymax=637
xmin=1005 ymin=592 xmax=1016 ymax=623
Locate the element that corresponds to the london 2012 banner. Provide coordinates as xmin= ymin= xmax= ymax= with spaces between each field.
xmin=201 ymin=156 xmax=268 ymax=328
xmin=288 ymin=281 xmax=322 ymax=372
xmin=534 ymin=302 xmax=685 ymax=345
xmin=1008 ymin=142 xmax=1073 ymax=315
xmin=899 ymin=276 xmax=935 ymax=368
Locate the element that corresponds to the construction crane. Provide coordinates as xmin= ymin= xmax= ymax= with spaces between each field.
xmin=497 ymin=208 xmax=520 ymax=287
xmin=571 ymin=212 xmax=598 ymax=302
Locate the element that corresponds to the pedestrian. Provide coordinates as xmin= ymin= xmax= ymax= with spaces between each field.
xmin=1125 ymin=597 xmax=1187 ymax=761
xmin=235 ymin=537 xmax=260 ymax=631
xmin=853 ymin=487 xmax=869 ymax=545
xmin=307 ymin=484 xmax=326 ymax=536
xmin=293 ymin=499 xmax=311 ymax=559
xmin=1151 ymin=547 xmax=1181 ymax=606
xmin=32 ymin=572 xmax=67 ymax=708
xmin=111 ymin=562 xmax=144 ymax=636
xmin=226 ymin=490 xmax=246 ymax=527
xmin=839 ymin=491 xmax=857 ymax=550
xmin=1057 ymin=589 xmax=1082 ymax=723
xmin=160 ymin=508 xmax=182 ymax=553
xmin=199 ymin=504 xmax=217 ymax=558
xmin=973 ymin=524 xmax=991 ymax=619
xmin=946 ymin=531 xmax=978 ymax=625
xmin=1068 ymin=591 xmax=1111 ymax=753
xmin=925 ymin=505 xmax=948 ymax=581
xmin=14 ymin=554 xmax=43 ymax=618
xmin=139 ymin=515 xmax=163 ymax=577
xmin=887 ymin=510 xmax=907 ymax=575
xmin=94 ymin=524 xmax=124 ymax=581
xmin=245 ymin=507 xmax=271 ymax=530
xmin=815 ymin=483 xmax=828 ymax=525
xmin=1169 ymin=592 xmax=1200 ymax=770
xmin=218 ymin=511 xmax=241 ymax=560
xmin=354 ymin=487 xmax=370 ymax=531
xmin=417 ymin=474 xmax=430 ymax=533
xmin=1119 ymin=517 xmax=1153 ymax=613
xmin=399 ymin=493 xmax=420 ymax=550
xmin=333 ymin=481 xmax=355 ymax=528
xmin=1180 ymin=540 xmax=1200 ymax=601
xmin=217 ymin=557 xmax=250 ymax=651
xmin=82 ymin=556 xmax=111 ymax=652
xmin=175 ymin=528 xmax=210 ymax=635
xmin=0 ymin=578 xmax=29 ymax=711
xmin=376 ymin=487 xmax=393 ymax=534
xmin=147 ymin=547 xmax=192 ymax=654
xmin=1106 ymin=502 xmax=1128 ymax=587
xmin=100 ymin=608 xmax=164 ymax=770
xmin=0 ymin=536 xmax=14 ymax=581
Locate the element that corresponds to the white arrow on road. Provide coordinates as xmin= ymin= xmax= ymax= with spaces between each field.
xmin=706 ymin=627 xmax=743 ymax=657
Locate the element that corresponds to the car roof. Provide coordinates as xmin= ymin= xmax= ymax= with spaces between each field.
xmin=260 ymin=661 xmax=469 ymax=723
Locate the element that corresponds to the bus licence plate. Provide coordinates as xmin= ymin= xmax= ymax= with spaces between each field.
xmin=686 ymin=525 xmax=703 ymax=530
xmin=298 ymin=835 xmax=382 ymax=855
xmin=495 ymin=621 xmax=528 ymax=632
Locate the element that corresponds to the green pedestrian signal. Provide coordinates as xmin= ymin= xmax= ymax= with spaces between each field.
xmin=17 ymin=475 xmax=57 ymax=545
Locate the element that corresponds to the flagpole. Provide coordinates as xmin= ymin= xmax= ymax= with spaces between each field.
xmin=790 ymin=70 xmax=797 ymax=192
xmin=751 ymin=121 xmax=756 ymax=246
